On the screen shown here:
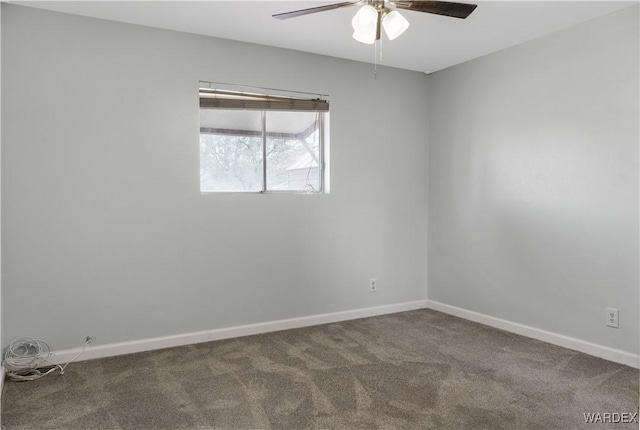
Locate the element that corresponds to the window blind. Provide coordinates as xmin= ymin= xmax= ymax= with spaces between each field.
xmin=199 ymin=88 xmax=329 ymax=112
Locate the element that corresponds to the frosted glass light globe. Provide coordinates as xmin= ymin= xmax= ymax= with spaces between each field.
xmin=382 ymin=10 xmax=410 ymax=40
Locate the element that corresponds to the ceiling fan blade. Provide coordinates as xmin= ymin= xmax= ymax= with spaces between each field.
xmin=393 ymin=1 xmax=477 ymax=19
xmin=273 ymin=1 xmax=362 ymax=20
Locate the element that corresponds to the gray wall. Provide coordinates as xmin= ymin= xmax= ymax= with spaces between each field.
xmin=1 ymin=5 xmax=429 ymax=350
xmin=428 ymin=6 xmax=639 ymax=354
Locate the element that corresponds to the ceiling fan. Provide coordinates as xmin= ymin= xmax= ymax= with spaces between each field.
xmin=273 ymin=1 xmax=478 ymax=44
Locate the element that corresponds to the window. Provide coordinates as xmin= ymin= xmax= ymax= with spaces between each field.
xmin=199 ymin=85 xmax=329 ymax=193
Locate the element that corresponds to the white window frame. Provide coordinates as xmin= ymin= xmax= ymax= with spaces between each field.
xmin=199 ymin=82 xmax=329 ymax=194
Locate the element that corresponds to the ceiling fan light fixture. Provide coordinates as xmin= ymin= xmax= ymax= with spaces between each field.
xmin=382 ymin=10 xmax=410 ymax=40
xmin=352 ymin=4 xmax=378 ymax=44
xmin=352 ymin=4 xmax=378 ymax=30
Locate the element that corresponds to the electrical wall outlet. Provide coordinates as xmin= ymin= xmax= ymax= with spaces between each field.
xmin=605 ymin=308 xmax=619 ymax=328
xmin=369 ymin=278 xmax=377 ymax=293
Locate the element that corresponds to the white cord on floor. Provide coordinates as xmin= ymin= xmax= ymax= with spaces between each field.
xmin=3 ymin=336 xmax=92 ymax=382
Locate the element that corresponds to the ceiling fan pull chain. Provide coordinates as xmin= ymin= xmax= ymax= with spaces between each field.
xmin=373 ymin=40 xmax=378 ymax=80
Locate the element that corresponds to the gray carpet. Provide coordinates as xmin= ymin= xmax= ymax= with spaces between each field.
xmin=1 ymin=309 xmax=638 ymax=430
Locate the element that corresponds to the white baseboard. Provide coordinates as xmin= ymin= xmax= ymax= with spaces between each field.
xmin=427 ymin=300 xmax=640 ymax=369
xmin=0 ymin=364 xmax=3 ymax=422
xmin=49 ymin=299 xmax=638 ymax=369
xmin=0 ymin=364 xmax=5 ymax=398
xmin=50 ymin=300 xmax=428 ymax=364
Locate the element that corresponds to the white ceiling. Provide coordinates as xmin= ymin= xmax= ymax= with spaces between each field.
xmin=10 ymin=0 xmax=638 ymax=72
